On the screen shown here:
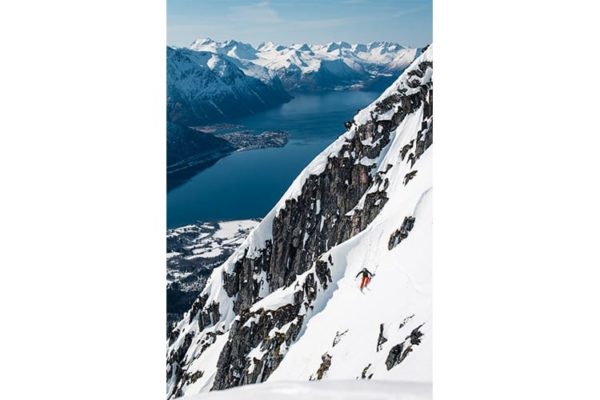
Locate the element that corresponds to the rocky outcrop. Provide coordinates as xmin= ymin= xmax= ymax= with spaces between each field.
xmin=310 ymin=353 xmax=332 ymax=380
xmin=360 ymin=363 xmax=374 ymax=380
xmin=377 ymin=323 xmax=388 ymax=352
xmin=332 ymin=329 xmax=349 ymax=347
xmin=213 ymin=304 xmax=303 ymax=389
xmin=388 ymin=216 xmax=416 ymax=250
xmin=385 ymin=324 xmax=425 ymax=370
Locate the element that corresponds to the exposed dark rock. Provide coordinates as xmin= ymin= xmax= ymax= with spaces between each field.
xmin=415 ymin=123 xmax=433 ymax=161
xmin=360 ymin=363 xmax=374 ymax=380
xmin=332 ymin=329 xmax=349 ymax=347
xmin=168 ymin=329 xmax=180 ymax=346
xmin=187 ymin=295 xmax=221 ymax=332
xmin=407 ymin=79 xmax=421 ymax=88
xmin=407 ymin=153 xmax=416 ymax=167
xmin=184 ymin=370 xmax=204 ymax=384
xmin=315 ymin=259 xmax=332 ymax=289
xmin=212 ymin=304 xmax=303 ymax=389
xmin=399 ymin=314 xmax=415 ymax=330
xmin=377 ymin=323 xmax=388 ymax=352
xmin=407 ymin=68 xmax=424 ymax=78
xmin=419 ymin=61 xmax=433 ymax=72
xmin=408 ymin=324 xmax=425 ymax=345
xmin=167 ymin=332 xmax=195 ymax=392
xmin=385 ymin=324 xmax=425 ymax=370
xmin=311 ymin=353 xmax=332 ymax=380
xmin=400 ymin=140 xmax=415 ymax=161
xmin=403 ymin=170 xmax=418 ymax=185
xmin=388 ymin=216 xmax=416 ymax=250
xmin=385 ymin=343 xmax=405 ymax=370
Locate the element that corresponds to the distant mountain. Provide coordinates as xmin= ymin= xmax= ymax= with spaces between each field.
xmin=167 ymin=47 xmax=291 ymax=126
xmin=189 ymin=38 xmax=420 ymax=92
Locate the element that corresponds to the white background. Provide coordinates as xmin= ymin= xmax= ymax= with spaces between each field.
xmin=1 ymin=1 xmax=599 ymax=399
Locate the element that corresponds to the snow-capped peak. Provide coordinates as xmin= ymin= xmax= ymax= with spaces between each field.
xmin=184 ymin=38 xmax=421 ymax=91
xmin=326 ymin=41 xmax=352 ymax=52
xmin=190 ymin=37 xmax=216 ymax=47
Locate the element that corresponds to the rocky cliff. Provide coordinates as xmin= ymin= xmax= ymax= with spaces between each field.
xmin=166 ymin=45 xmax=433 ymax=398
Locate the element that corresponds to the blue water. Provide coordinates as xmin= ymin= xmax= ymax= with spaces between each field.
xmin=167 ymin=90 xmax=380 ymax=228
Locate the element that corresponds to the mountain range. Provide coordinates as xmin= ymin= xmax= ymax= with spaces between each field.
xmin=167 ymin=45 xmax=433 ymax=398
xmin=189 ymin=38 xmax=421 ymax=93
xmin=168 ymin=38 xmax=421 ymax=126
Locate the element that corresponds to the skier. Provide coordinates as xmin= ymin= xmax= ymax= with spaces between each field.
xmin=356 ymin=268 xmax=374 ymax=291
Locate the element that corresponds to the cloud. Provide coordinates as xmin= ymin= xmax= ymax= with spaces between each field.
xmin=228 ymin=1 xmax=282 ymax=24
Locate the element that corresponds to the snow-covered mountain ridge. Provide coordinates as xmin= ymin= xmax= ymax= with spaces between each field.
xmin=167 ymin=47 xmax=291 ymax=125
xmin=167 ymin=45 xmax=433 ymax=398
xmin=188 ymin=38 xmax=420 ymax=92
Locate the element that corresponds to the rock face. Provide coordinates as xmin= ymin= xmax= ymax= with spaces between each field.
xmin=385 ymin=324 xmax=425 ymax=370
xmin=166 ymin=46 xmax=433 ymax=398
xmin=388 ymin=216 xmax=416 ymax=250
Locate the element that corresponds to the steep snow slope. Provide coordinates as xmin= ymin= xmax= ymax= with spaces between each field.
xmin=180 ymin=380 xmax=431 ymax=400
xmin=268 ymin=122 xmax=431 ymax=384
xmin=189 ymin=38 xmax=420 ymax=91
xmin=167 ymin=46 xmax=432 ymax=398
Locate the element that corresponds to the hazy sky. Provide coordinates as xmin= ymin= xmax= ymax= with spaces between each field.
xmin=168 ymin=0 xmax=432 ymax=48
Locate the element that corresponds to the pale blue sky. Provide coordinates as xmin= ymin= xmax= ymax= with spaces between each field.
xmin=168 ymin=0 xmax=432 ymax=48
